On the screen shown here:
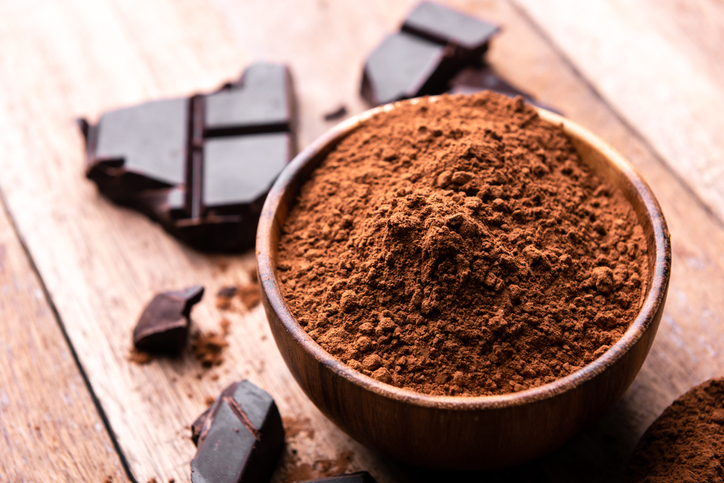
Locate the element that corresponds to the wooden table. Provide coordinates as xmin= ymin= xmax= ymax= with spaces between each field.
xmin=1 ymin=1 xmax=723 ymax=481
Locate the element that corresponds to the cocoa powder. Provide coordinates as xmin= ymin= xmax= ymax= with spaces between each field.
xmin=625 ymin=377 xmax=724 ymax=482
xmin=278 ymin=92 xmax=647 ymax=396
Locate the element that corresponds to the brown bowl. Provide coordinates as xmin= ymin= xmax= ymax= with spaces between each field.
xmin=256 ymin=98 xmax=671 ymax=470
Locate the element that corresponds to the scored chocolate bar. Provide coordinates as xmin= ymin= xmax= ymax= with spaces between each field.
xmin=190 ymin=380 xmax=284 ymax=483
xmin=361 ymin=1 xmax=499 ymax=106
xmin=82 ymin=62 xmax=296 ymax=252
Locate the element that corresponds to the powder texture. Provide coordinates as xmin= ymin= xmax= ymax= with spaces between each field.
xmin=278 ymin=92 xmax=647 ymax=396
xmin=625 ymin=378 xmax=724 ymax=482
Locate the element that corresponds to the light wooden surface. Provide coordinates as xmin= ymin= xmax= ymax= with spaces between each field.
xmin=0 ymin=202 xmax=127 ymax=481
xmin=0 ymin=0 xmax=722 ymax=482
xmin=513 ymin=0 xmax=724 ymax=224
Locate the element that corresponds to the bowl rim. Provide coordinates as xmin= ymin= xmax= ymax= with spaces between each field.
xmin=257 ymin=96 xmax=671 ymax=411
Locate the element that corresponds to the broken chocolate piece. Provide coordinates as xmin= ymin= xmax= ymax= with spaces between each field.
xmin=402 ymin=2 xmax=499 ymax=65
xmin=191 ymin=380 xmax=284 ymax=483
xmin=323 ymin=105 xmax=348 ymax=121
xmin=361 ymin=32 xmax=452 ymax=106
xmin=361 ymin=2 xmax=499 ymax=106
xmin=133 ymin=285 xmax=204 ymax=353
xmin=448 ymin=66 xmax=533 ymax=98
xmin=294 ymin=472 xmax=377 ymax=483
xmin=82 ymin=62 xmax=296 ymax=252
xmin=448 ymin=67 xmax=562 ymax=114
xmin=205 ymin=63 xmax=294 ymax=136
xmin=191 ymin=406 xmax=211 ymax=446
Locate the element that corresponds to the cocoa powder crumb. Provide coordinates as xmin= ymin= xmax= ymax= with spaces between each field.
xmin=278 ymin=92 xmax=648 ymax=396
xmin=220 ymin=318 xmax=231 ymax=336
xmin=283 ymin=416 xmax=316 ymax=439
xmin=238 ymin=283 xmax=261 ymax=309
xmin=191 ymin=331 xmax=228 ymax=368
xmin=127 ymin=348 xmax=153 ymax=365
xmin=277 ymin=448 xmax=354 ymax=483
xmin=216 ymin=286 xmax=237 ymax=310
xmin=626 ymin=377 xmax=724 ymax=482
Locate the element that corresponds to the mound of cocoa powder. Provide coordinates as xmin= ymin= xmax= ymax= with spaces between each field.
xmin=625 ymin=377 xmax=724 ymax=482
xmin=277 ymin=92 xmax=647 ymax=396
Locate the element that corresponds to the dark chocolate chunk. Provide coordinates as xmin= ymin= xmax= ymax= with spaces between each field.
xmin=323 ymin=105 xmax=348 ymax=121
xmin=361 ymin=32 xmax=450 ymax=106
xmin=191 ymin=406 xmax=211 ymax=446
xmin=191 ymin=380 xmax=284 ymax=483
xmin=82 ymin=62 xmax=296 ymax=252
xmin=294 ymin=472 xmax=377 ymax=483
xmin=448 ymin=67 xmax=562 ymax=114
xmin=448 ymin=66 xmax=534 ymax=98
xmin=360 ymin=2 xmax=499 ymax=106
xmin=205 ymin=63 xmax=294 ymax=136
xmin=133 ymin=285 xmax=204 ymax=353
xmin=203 ymin=132 xmax=291 ymax=214
xmin=402 ymin=2 xmax=499 ymax=64
xmin=86 ymin=99 xmax=189 ymax=202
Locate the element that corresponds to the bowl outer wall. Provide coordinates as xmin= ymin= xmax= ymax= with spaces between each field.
xmin=256 ymin=100 xmax=671 ymax=470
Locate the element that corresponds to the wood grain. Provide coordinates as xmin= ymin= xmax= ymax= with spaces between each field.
xmin=512 ymin=0 xmax=724 ymax=225
xmin=0 ymin=201 xmax=127 ymax=481
xmin=0 ymin=0 xmax=723 ymax=481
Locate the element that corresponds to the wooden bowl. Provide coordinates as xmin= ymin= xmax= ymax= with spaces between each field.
xmin=256 ymin=99 xmax=671 ymax=470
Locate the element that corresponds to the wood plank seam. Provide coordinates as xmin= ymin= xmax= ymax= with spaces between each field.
xmin=0 ymin=187 xmax=137 ymax=483
xmin=507 ymin=0 xmax=724 ymax=232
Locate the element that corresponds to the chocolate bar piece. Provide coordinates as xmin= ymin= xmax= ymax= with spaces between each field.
xmin=82 ymin=62 xmax=296 ymax=252
xmin=190 ymin=406 xmax=211 ymax=446
xmin=402 ymin=2 xmax=499 ymax=64
xmin=361 ymin=32 xmax=452 ymax=107
xmin=191 ymin=380 xmax=284 ymax=483
xmin=133 ymin=285 xmax=204 ymax=353
xmin=361 ymin=2 xmax=498 ymax=106
xmin=294 ymin=472 xmax=377 ymax=483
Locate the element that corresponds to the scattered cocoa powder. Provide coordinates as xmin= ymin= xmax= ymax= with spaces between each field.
xmin=215 ymin=267 xmax=261 ymax=311
xmin=220 ymin=318 xmax=231 ymax=336
xmin=277 ymin=448 xmax=354 ymax=483
xmin=283 ymin=416 xmax=316 ymax=439
xmin=127 ymin=348 xmax=153 ymax=365
xmin=625 ymin=377 xmax=724 ymax=482
xmin=278 ymin=92 xmax=647 ymax=396
xmin=191 ymin=331 xmax=227 ymax=368
xmin=216 ymin=286 xmax=237 ymax=310
xmin=238 ymin=283 xmax=261 ymax=309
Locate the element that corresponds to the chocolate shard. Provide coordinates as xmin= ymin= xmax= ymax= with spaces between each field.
xmin=191 ymin=380 xmax=284 ymax=483
xmin=448 ymin=67 xmax=563 ymax=114
xmin=82 ymin=62 xmax=297 ymax=252
xmin=448 ymin=66 xmax=533 ymax=99
xmin=85 ymin=98 xmax=189 ymax=203
xmin=323 ymin=105 xmax=348 ymax=122
xmin=132 ymin=285 xmax=204 ymax=353
xmin=202 ymin=132 xmax=291 ymax=215
xmin=293 ymin=472 xmax=378 ymax=483
xmin=361 ymin=32 xmax=452 ymax=106
xmin=191 ymin=406 xmax=211 ymax=446
xmin=360 ymin=2 xmax=499 ymax=107
xmin=402 ymin=2 xmax=499 ymax=64
xmin=204 ymin=62 xmax=294 ymax=137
